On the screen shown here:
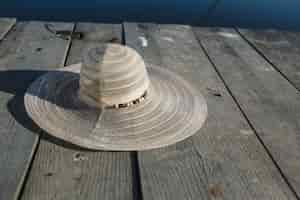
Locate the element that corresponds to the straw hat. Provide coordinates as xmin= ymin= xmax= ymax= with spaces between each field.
xmin=25 ymin=44 xmax=207 ymax=151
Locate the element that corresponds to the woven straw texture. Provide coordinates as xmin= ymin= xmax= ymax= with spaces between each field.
xmin=25 ymin=44 xmax=207 ymax=150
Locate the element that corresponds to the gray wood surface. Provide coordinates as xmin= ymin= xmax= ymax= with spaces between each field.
xmin=124 ymin=23 xmax=297 ymax=200
xmin=0 ymin=18 xmax=16 ymax=40
xmin=238 ymin=29 xmax=300 ymax=90
xmin=21 ymin=23 xmax=137 ymax=200
xmin=0 ymin=21 xmax=73 ymax=200
xmin=194 ymin=27 xmax=300 ymax=198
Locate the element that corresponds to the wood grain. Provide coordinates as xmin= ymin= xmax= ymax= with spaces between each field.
xmin=238 ymin=29 xmax=300 ymax=90
xmin=194 ymin=27 xmax=300 ymax=198
xmin=21 ymin=23 xmax=137 ymax=200
xmin=0 ymin=21 xmax=73 ymax=200
xmin=124 ymin=23 xmax=297 ymax=200
xmin=0 ymin=18 xmax=16 ymax=40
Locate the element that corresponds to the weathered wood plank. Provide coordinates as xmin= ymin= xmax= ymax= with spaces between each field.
xmin=194 ymin=27 xmax=300 ymax=197
xmin=66 ymin=23 xmax=122 ymax=64
xmin=238 ymin=29 xmax=300 ymax=91
xmin=124 ymin=23 xmax=297 ymax=200
xmin=21 ymin=23 xmax=137 ymax=200
xmin=0 ymin=18 xmax=16 ymax=40
xmin=0 ymin=21 xmax=73 ymax=200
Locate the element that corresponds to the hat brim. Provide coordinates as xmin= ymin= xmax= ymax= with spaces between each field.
xmin=25 ymin=63 xmax=207 ymax=151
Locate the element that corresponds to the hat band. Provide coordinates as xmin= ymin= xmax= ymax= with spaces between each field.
xmin=106 ymin=91 xmax=148 ymax=109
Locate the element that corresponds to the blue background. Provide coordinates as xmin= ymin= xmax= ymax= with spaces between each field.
xmin=1 ymin=0 xmax=300 ymax=30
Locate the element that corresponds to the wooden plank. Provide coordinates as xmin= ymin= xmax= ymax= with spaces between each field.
xmin=21 ymin=23 xmax=137 ymax=200
xmin=0 ymin=21 xmax=73 ymax=200
xmin=0 ymin=18 xmax=16 ymax=40
xmin=237 ymin=29 xmax=300 ymax=91
xmin=194 ymin=27 xmax=300 ymax=197
xmin=124 ymin=23 xmax=297 ymax=200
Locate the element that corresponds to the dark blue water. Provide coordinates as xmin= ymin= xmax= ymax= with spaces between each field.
xmin=2 ymin=0 xmax=300 ymax=30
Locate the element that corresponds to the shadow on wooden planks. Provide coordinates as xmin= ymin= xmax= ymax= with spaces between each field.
xmin=0 ymin=69 xmax=96 ymax=151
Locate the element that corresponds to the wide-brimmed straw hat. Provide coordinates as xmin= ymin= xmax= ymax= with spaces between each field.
xmin=25 ymin=43 xmax=207 ymax=151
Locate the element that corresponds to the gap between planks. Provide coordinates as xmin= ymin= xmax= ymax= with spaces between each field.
xmin=193 ymin=27 xmax=300 ymax=200
xmin=61 ymin=23 xmax=76 ymax=67
xmin=62 ymin=22 xmax=144 ymax=200
xmin=124 ymin=23 xmax=297 ymax=200
xmin=235 ymin=28 xmax=300 ymax=92
xmin=19 ymin=22 xmax=76 ymax=200
xmin=0 ymin=18 xmax=16 ymax=41
xmin=122 ymin=22 xmax=144 ymax=200
xmin=0 ymin=21 xmax=74 ymax=200
xmin=20 ymin=22 xmax=140 ymax=200
xmin=193 ymin=29 xmax=300 ymax=200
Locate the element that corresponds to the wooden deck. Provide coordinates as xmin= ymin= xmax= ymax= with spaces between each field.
xmin=0 ymin=19 xmax=299 ymax=200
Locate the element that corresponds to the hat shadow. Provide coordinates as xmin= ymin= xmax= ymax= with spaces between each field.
xmin=1 ymin=69 xmax=99 ymax=152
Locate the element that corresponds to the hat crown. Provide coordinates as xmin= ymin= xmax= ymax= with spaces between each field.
xmin=79 ymin=44 xmax=150 ymax=108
